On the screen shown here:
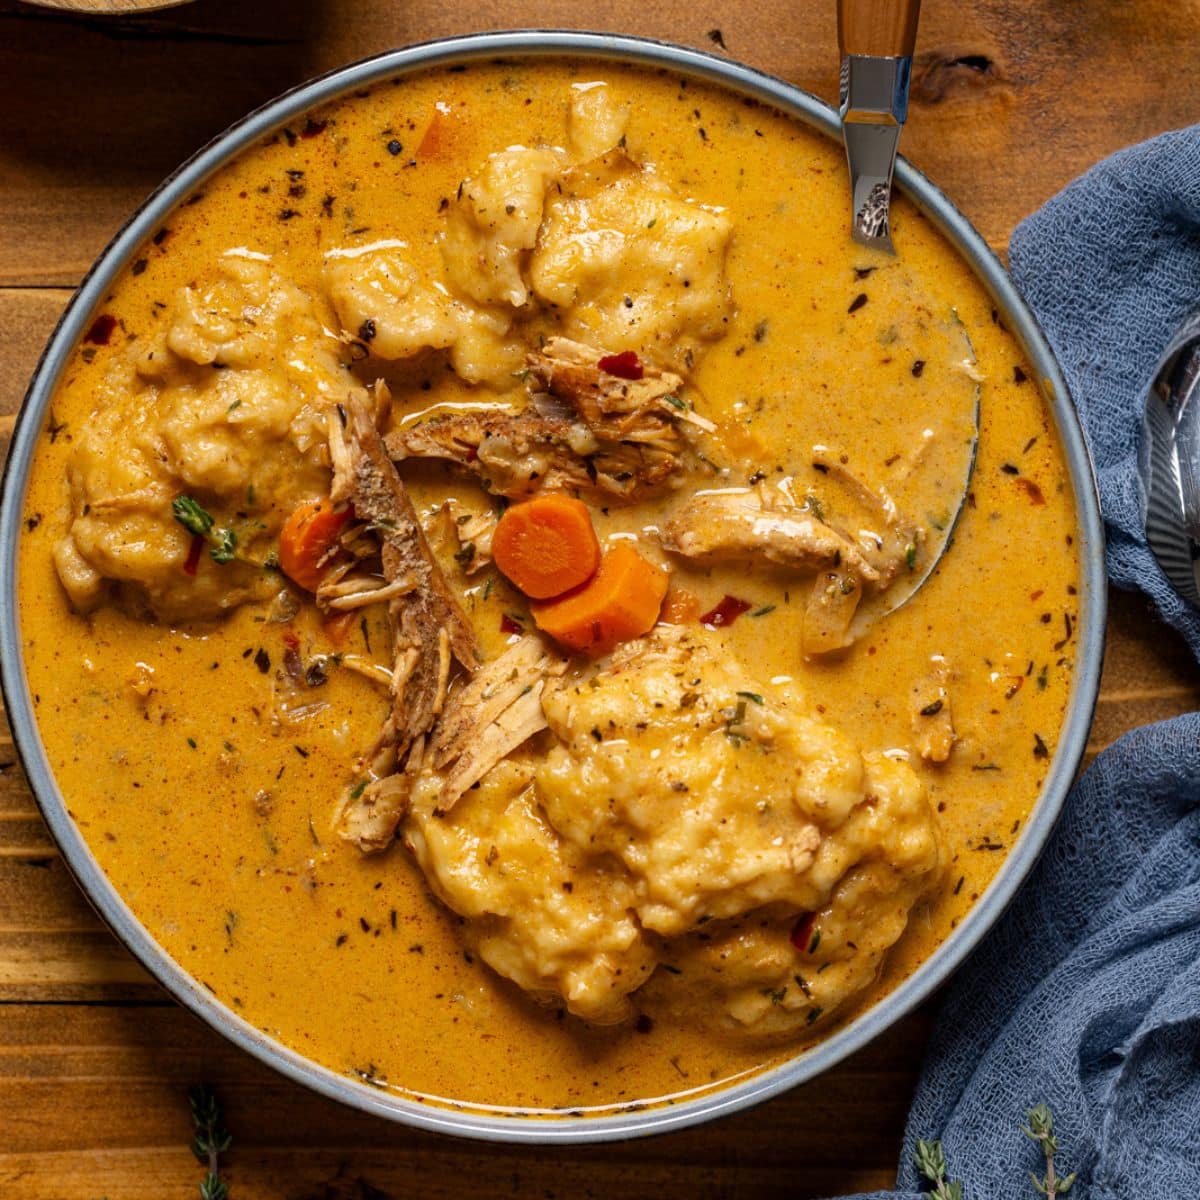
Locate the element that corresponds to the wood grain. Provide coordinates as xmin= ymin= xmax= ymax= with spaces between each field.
xmin=2 ymin=1 xmax=1200 ymax=1195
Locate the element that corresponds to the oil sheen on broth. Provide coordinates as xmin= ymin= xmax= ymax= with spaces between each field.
xmin=17 ymin=60 xmax=1078 ymax=1113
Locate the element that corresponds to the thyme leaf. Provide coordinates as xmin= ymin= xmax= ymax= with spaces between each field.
xmin=188 ymin=1085 xmax=231 ymax=1200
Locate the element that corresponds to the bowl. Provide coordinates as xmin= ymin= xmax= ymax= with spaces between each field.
xmin=0 ymin=30 xmax=1106 ymax=1143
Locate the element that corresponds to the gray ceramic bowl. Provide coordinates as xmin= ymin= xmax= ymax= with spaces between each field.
xmin=0 ymin=31 xmax=1105 ymax=1143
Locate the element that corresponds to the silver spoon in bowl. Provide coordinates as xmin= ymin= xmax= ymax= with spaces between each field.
xmin=835 ymin=0 xmax=979 ymax=625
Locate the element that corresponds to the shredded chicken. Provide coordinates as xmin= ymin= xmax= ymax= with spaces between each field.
xmin=387 ymin=338 xmax=706 ymax=500
xmin=329 ymin=392 xmax=481 ymax=851
xmin=443 ymin=498 xmax=497 ymax=576
xmin=810 ymin=445 xmax=922 ymax=587
xmin=419 ymin=635 xmax=567 ymax=815
xmin=911 ymin=657 xmax=956 ymax=763
xmin=661 ymin=489 xmax=879 ymax=580
xmin=339 ymin=737 xmax=427 ymax=854
xmin=803 ymin=568 xmax=864 ymax=658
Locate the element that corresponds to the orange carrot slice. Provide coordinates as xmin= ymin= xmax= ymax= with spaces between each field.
xmin=492 ymin=494 xmax=602 ymax=600
xmin=279 ymin=498 xmax=353 ymax=592
xmin=531 ymin=542 xmax=669 ymax=655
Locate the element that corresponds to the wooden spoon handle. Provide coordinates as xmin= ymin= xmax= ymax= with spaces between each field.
xmin=837 ymin=0 xmax=921 ymax=58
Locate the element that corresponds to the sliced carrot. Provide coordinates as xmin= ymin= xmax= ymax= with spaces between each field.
xmin=492 ymin=494 xmax=602 ymax=600
xmin=659 ymin=585 xmax=702 ymax=625
xmin=531 ymin=542 xmax=669 ymax=656
xmin=279 ymin=498 xmax=353 ymax=592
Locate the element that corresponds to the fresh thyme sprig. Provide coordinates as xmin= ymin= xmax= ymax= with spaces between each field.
xmin=914 ymin=1139 xmax=963 ymax=1200
xmin=173 ymin=495 xmax=240 ymax=565
xmin=1024 ymin=1103 xmax=1076 ymax=1197
xmin=189 ymin=1084 xmax=231 ymax=1200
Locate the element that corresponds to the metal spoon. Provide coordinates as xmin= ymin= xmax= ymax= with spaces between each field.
xmin=1140 ymin=313 xmax=1200 ymax=606
xmin=838 ymin=0 xmax=922 ymax=252
xmin=834 ymin=0 xmax=978 ymax=628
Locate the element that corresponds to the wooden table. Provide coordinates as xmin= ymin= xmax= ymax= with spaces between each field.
xmin=2 ymin=2 xmax=1198 ymax=1195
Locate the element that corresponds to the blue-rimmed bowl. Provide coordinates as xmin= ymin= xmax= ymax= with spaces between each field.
xmin=0 ymin=30 xmax=1105 ymax=1143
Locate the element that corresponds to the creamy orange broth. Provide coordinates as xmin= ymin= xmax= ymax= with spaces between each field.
xmin=17 ymin=60 xmax=1077 ymax=1112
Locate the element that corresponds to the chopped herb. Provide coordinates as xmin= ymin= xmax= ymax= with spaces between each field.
xmin=806 ymin=1006 xmax=824 ymax=1025
xmin=905 ymin=543 xmax=918 ymax=570
xmin=919 ymin=698 xmax=944 ymax=717
xmin=210 ymin=527 xmax=238 ymax=565
xmin=172 ymin=495 xmax=215 ymax=538
xmin=1033 ymin=733 xmax=1049 ymax=759
xmin=736 ymin=691 xmax=764 ymax=705
xmin=750 ymin=604 xmax=776 ymax=617
xmin=848 ymin=292 xmax=869 ymax=314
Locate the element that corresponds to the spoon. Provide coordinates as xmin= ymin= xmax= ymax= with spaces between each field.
xmin=1140 ymin=313 xmax=1200 ymax=606
xmin=838 ymin=0 xmax=922 ymax=252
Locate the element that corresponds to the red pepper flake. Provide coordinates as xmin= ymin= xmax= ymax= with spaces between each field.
xmin=1015 ymin=477 xmax=1046 ymax=505
xmin=283 ymin=630 xmax=301 ymax=651
xmin=700 ymin=594 xmax=752 ymax=628
xmin=84 ymin=314 xmax=118 ymax=345
xmin=597 ymin=350 xmax=644 ymax=381
xmin=499 ymin=614 xmax=523 ymax=635
xmin=789 ymin=913 xmax=816 ymax=953
xmin=300 ymin=117 xmax=328 ymax=139
xmin=183 ymin=534 xmax=204 ymax=576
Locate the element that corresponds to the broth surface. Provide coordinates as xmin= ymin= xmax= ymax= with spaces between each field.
xmin=18 ymin=60 xmax=1078 ymax=1112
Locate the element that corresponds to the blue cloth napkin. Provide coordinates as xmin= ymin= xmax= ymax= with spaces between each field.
xmin=837 ymin=129 xmax=1200 ymax=1199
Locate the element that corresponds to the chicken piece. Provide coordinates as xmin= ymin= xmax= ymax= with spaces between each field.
xmin=441 ymin=146 xmax=565 ymax=309
xmin=527 ymin=337 xmax=701 ymax=444
xmin=566 ymin=82 xmax=630 ymax=161
xmin=419 ymin=635 xmax=567 ymax=813
xmin=387 ymin=338 xmax=704 ymax=500
xmin=661 ymin=489 xmax=879 ymax=579
xmin=338 ymin=737 xmax=426 ymax=854
xmin=802 ymin=569 xmax=863 ymax=659
xmin=325 ymin=243 xmax=459 ymax=360
xmin=442 ymin=498 xmax=497 ymax=575
xmin=810 ymin=445 xmax=921 ymax=587
xmin=910 ymin=656 xmax=956 ymax=763
xmin=529 ymin=150 xmax=733 ymax=368
xmin=331 ymin=394 xmax=481 ymax=852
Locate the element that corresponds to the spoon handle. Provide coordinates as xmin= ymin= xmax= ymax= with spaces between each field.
xmin=838 ymin=0 xmax=921 ymax=58
xmin=837 ymin=0 xmax=921 ymax=250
